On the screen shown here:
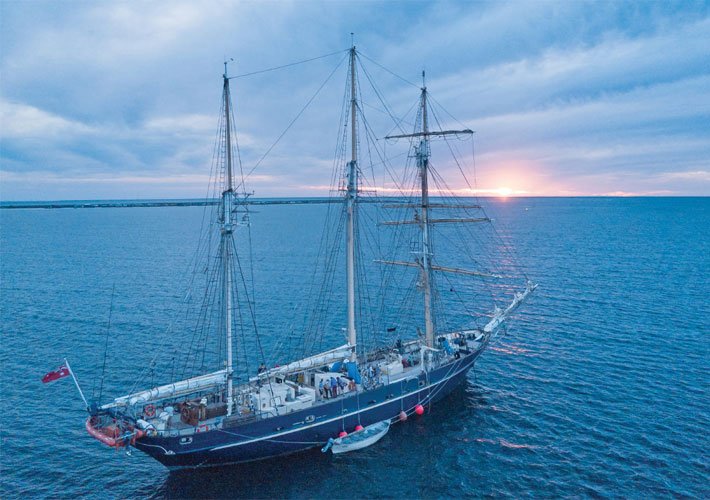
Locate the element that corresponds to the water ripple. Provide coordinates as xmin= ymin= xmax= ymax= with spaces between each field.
xmin=1 ymin=199 xmax=708 ymax=497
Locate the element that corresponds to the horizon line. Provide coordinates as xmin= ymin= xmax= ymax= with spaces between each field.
xmin=1 ymin=194 xmax=708 ymax=208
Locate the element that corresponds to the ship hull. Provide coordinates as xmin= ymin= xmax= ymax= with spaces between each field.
xmin=135 ymin=350 xmax=480 ymax=469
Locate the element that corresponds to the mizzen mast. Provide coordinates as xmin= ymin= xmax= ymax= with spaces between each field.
xmin=221 ymin=61 xmax=236 ymax=414
xmin=345 ymin=44 xmax=358 ymax=359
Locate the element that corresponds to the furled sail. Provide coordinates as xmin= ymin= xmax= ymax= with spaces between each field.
xmin=103 ymin=369 xmax=228 ymax=408
xmin=253 ymin=344 xmax=355 ymax=380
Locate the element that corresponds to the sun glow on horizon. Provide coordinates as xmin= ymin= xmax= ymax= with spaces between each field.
xmin=492 ymin=187 xmax=514 ymax=198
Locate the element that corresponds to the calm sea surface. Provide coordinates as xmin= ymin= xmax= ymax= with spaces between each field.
xmin=1 ymin=197 xmax=708 ymax=498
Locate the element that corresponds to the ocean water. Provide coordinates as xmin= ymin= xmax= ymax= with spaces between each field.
xmin=0 ymin=197 xmax=708 ymax=498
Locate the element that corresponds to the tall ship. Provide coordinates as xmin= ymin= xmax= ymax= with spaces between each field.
xmin=83 ymin=45 xmax=536 ymax=468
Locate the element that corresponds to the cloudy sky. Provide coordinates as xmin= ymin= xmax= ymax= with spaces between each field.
xmin=1 ymin=0 xmax=708 ymax=200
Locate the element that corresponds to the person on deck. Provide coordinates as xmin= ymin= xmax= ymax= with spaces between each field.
xmin=257 ymin=363 xmax=267 ymax=374
xmin=323 ymin=379 xmax=331 ymax=399
xmin=330 ymin=376 xmax=338 ymax=397
xmin=318 ymin=379 xmax=324 ymax=399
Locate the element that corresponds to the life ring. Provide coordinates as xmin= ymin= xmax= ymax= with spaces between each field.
xmin=144 ymin=404 xmax=156 ymax=418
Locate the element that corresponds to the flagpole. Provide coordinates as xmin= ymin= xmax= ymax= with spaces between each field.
xmin=64 ymin=358 xmax=89 ymax=409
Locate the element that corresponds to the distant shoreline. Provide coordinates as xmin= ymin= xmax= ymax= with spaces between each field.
xmin=0 ymin=198 xmax=339 ymax=209
xmin=0 ymin=196 xmax=706 ymax=209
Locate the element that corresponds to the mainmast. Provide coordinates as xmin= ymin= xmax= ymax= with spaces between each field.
xmin=221 ymin=62 xmax=235 ymax=414
xmin=345 ymin=45 xmax=358 ymax=359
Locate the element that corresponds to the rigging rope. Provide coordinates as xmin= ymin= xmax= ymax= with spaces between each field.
xmin=229 ymin=49 xmax=347 ymax=79
xmin=114 ymin=45 xmax=532 ymax=400
xmin=96 ymin=283 xmax=116 ymax=403
xmin=358 ymin=51 xmax=419 ymax=89
xmin=234 ymin=52 xmax=349 ymax=192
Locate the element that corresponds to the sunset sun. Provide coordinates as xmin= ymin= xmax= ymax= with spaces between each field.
xmin=494 ymin=187 xmax=514 ymax=197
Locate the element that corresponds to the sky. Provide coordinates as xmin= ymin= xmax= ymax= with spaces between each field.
xmin=1 ymin=0 xmax=709 ymax=200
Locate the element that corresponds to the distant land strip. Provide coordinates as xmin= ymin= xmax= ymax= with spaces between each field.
xmin=0 ymin=198 xmax=352 ymax=209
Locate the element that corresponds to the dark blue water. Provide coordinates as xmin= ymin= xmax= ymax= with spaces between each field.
xmin=1 ymin=198 xmax=708 ymax=498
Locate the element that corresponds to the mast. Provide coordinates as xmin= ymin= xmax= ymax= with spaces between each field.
xmin=346 ymin=45 xmax=358 ymax=359
xmin=384 ymin=72 xmax=474 ymax=349
xmin=418 ymin=73 xmax=434 ymax=348
xmin=222 ymin=62 xmax=235 ymax=415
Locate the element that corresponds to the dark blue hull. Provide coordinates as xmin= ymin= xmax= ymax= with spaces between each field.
xmin=135 ymin=351 xmax=479 ymax=468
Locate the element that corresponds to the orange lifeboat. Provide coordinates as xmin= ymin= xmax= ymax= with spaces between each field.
xmin=86 ymin=416 xmax=145 ymax=448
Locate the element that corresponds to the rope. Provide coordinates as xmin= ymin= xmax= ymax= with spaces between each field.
xmin=97 ymin=283 xmax=116 ymax=403
xmin=234 ymin=52 xmax=349 ymax=192
xmin=358 ymin=51 xmax=419 ymax=88
xmin=229 ymin=49 xmax=347 ymax=79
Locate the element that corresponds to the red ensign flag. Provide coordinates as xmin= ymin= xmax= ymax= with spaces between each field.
xmin=42 ymin=364 xmax=71 ymax=383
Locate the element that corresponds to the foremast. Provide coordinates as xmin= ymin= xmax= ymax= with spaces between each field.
xmin=345 ymin=45 xmax=358 ymax=360
xmin=417 ymin=77 xmax=434 ymax=348
xmin=221 ymin=62 xmax=236 ymax=415
xmin=385 ymin=72 xmax=474 ymax=349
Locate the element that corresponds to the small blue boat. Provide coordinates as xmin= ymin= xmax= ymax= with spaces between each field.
xmin=322 ymin=420 xmax=391 ymax=454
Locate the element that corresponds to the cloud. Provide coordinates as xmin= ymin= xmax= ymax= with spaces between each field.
xmin=426 ymin=15 xmax=710 ymax=115
xmin=143 ymin=115 xmax=216 ymax=134
xmin=658 ymin=170 xmax=710 ymax=182
xmin=0 ymin=100 xmax=95 ymax=138
xmin=0 ymin=170 xmax=211 ymax=185
xmin=1 ymin=1 xmax=709 ymax=199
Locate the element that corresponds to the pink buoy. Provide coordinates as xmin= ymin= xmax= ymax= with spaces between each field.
xmin=338 ymin=431 xmax=348 ymax=438
xmin=354 ymin=425 xmax=364 ymax=432
xmin=415 ymin=404 xmax=425 ymax=416
xmin=399 ymin=410 xmax=408 ymax=422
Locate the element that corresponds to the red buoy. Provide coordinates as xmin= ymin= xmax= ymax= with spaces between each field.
xmin=399 ymin=410 xmax=408 ymax=421
xmin=354 ymin=424 xmax=364 ymax=432
xmin=338 ymin=431 xmax=348 ymax=438
xmin=415 ymin=404 xmax=425 ymax=416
